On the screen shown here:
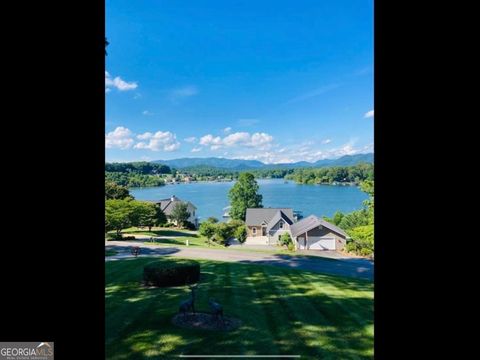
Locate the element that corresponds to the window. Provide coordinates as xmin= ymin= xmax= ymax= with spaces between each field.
xmin=252 ymin=227 xmax=257 ymax=234
xmin=279 ymin=221 xmax=283 ymax=229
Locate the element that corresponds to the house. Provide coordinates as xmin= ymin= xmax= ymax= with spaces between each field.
xmin=244 ymin=208 xmax=348 ymax=251
xmin=245 ymin=208 xmax=295 ymax=245
xmin=153 ymin=195 xmax=198 ymax=228
xmin=290 ymin=215 xmax=347 ymax=251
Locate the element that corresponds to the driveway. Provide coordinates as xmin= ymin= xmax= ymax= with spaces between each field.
xmin=106 ymin=241 xmax=373 ymax=281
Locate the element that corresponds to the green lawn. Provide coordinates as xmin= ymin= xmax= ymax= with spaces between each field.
xmin=119 ymin=227 xmax=196 ymax=238
xmin=106 ymin=257 xmax=373 ymax=359
xmin=145 ymin=237 xmax=225 ymax=248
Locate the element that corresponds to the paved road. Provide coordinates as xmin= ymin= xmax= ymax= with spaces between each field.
xmin=106 ymin=241 xmax=373 ymax=281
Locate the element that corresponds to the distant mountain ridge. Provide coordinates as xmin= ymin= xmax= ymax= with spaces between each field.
xmin=153 ymin=153 xmax=373 ymax=170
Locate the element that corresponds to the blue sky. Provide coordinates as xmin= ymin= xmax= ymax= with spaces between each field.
xmin=106 ymin=0 xmax=373 ymax=163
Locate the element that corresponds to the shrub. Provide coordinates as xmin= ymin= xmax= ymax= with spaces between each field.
xmin=199 ymin=221 xmax=216 ymax=239
xmin=279 ymin=232 xmax=293 ymax=247
xmin=234 ymin=225 xmax=247 ymax=244
xmin=183 ymin=221 xmax=197 ymax=230
xmin=143 ymin=259 xmax=200 ymax=287
xmin=346 ymin=225 xmax=374 ymax=256
xmin=287 ymin=242 xmax=295 ymax=251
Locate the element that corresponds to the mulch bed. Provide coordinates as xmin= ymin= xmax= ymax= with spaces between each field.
xmin=172 ymin=312 xmax=242 ymax=331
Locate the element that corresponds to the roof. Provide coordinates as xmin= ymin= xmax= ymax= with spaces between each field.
xmin=265 ymin=210 xmax=294 ymax=232
xmin=150 ymin=195 xmax=196 ymax=216
xmin=290 ymin=215 xmax=347 ymax=238
xmin=245 ymin=208 xmax=294 ymax=226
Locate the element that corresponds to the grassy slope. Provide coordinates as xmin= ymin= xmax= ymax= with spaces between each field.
xmin=106 ymin=257 xmax=373 ymax=359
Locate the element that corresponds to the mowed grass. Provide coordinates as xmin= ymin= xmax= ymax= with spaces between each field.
xmin=106 ymin=257 xmax=373 ymax=359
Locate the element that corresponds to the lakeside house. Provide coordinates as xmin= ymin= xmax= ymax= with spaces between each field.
xmin=245 ymin=208 xmax=347 ymax=251
xmin=152 ymin=195 xmax=198 ymax=228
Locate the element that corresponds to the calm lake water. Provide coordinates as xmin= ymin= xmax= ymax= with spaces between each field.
xmin=130 ymin=179 xmax=368 ymax=221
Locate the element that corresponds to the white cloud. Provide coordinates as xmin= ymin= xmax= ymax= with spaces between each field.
xmin=105 ymin=71 xmax=138 ymax=92
xmin=223 ymin=132 xmax=251 ymax=146
xmin=364 ymin=110 xmax=374 ymax=118
xmin=134 ymin=131 xmax=180 ymax=152
xmin=191 ymin=147 xmax=202 ymax=153
xmin=142 ymin=110 xmax=153 ymax=116
xmin=105 ymin=127 xmax=134 ymax=149
xmin=136 ymin=132 xmax=153 ymax=140
xmin=223 ymin=127 xmax=232 ymax=133
xmin=184 ymin=136 xmax=197 ymax=143
xmin=321 ymin=139 xmax=332 ymax=144
xmin=198 ymin=131 xmax=274 ymax=150
xmin=226 ymin=138 xmax=372 ymax=164
xmin=169 ymin=85 xmax=198 ymax=102
xmin=199 ymin=134 xmax=223 ymax=147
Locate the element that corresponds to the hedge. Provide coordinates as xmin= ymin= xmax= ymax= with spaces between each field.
xmin=143 ymin=259 xmax=200 ymax=287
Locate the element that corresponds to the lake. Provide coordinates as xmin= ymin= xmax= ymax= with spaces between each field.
xmin=130 ymin=179 xmax=368 ymax=221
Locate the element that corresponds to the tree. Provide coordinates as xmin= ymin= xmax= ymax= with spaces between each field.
xmin=206 ymin=217 xmax=219 ymax=224
xmin=105 ymin=181 xmax=132 ymax=200
xmin=105 ymin=199 xmax=135 ymax=236
xmin=234 ymin=225 xmax=247 ymax=245
xmin=154 ymin=204 xmax=168 ymax=226
xmin=346 ymin=225 xmax=374 ymax=256
xmin=213 ymin=223 xmax=235 ymax=245
xmin=170 ymin=202 xmax=190 ymax=228
xmin=228 ymin=172 xmax=263 ymax=221
xmin=360 ymin=180 xmax=374 ymax=217
xmin=131 ymin=201 xmax=157 ymax=231
xmin=199 ymin=221 xmax=216 ymax=240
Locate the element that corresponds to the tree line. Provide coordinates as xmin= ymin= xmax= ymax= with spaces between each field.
xmin=285 ymin=163 xmax=373 ymax=185
xmin=105 ymin=161 xmax=171 ymax=174
xmin=323 ymin=180 xmax=374 ymax=256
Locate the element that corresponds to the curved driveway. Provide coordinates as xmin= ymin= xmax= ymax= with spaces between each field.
xmin=106 ymin=241 xmax=373 ymax=281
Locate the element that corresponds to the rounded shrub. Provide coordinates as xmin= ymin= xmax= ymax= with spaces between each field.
xmin=143 ymin=259 xmax=200 ymax=287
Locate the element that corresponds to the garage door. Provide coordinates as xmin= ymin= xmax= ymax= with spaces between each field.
xmin=308 ymin=237 xmax=336 ymax=250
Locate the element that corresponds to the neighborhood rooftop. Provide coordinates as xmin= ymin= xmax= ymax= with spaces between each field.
xmin=290 ymin=215 xmax=347 ymax=238
xmin=245 ymin=208 xmax=294 ymax=226
xmin=148 ymin=195 xmax=197 ymax=216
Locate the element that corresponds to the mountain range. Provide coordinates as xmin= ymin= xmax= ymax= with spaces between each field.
xmin=153 ymin=153 xmax=373 ymax=170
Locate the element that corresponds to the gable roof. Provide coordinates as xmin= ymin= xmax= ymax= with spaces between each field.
xmin=149 ymin=196 xmax=196 ymax=216
xmin=245 ymin=208 xmax=294 ymax=226
xmin=290 ymin=215 xmax=347 ymax=238
xmin=265 ymin=210 xmax=294 ymax=232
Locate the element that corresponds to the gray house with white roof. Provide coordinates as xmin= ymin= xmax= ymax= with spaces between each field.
xmin=244 ymin=208 xmax=347 ymax=251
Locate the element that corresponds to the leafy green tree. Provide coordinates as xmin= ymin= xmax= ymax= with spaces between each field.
xmin=234 ymin=225 xmax=247 ymax=245
xmin=170 ymin=202 xmax=190 ymax=228
xmin=105 ymin=181 xmax=132 ymax=200
xmin=346 ymin=225 xmax=374 ymax=256
xmin=154 ymin=204 xmax=168 ymax=226
xmin=131 ymin=201 xmax=157 ymax=231
xmin=213 ymin=223 xmax=235 ymax=245
xmin=105 ymin=199 xmax=135 ymax=236
xmin=199 ymin=221 xmax=216 ymax=240
xmin=337 ymin=209 xmax=371 ymax=230
xmin=206 ymin=217 xmax=219 ymax=223
xmin=228 ymin=172 xmax=263 ymax=221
